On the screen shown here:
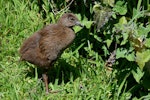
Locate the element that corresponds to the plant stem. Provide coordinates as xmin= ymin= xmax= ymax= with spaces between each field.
xmin=137 ymin=0 xmax=142 ymax=11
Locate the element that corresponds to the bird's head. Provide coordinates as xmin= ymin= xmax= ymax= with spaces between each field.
xmin=58 ymin=13 xmax=84 ymax=28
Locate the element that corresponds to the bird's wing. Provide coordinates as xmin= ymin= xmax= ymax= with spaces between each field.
xmin=39 ymin=31 xmax=61 ymax=62
xmin=19 ymin=32 xmax=41 ymax=55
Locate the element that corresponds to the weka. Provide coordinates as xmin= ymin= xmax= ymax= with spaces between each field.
xmin=19 ymin=13 xmax=83 ymax=93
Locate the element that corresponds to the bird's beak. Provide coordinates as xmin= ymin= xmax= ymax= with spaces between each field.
xmin=75 ymin=21 xmax=84 ymax=27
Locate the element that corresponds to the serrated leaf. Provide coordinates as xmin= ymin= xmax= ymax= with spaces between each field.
xmin=145 ymin=38 xmax=150 ymax=48
xmin=73 ymin=14 xmax=84 ymax=32
xmin=102 ymin=45 xmax=109 ymax=56
xmin=74 ymin=14 xmax=93 ymax=31
xmin=76 ymin=14 xmax=82 ymax=20
xmin=73 ymin=26 xmax=82 ymax=33
xmin=112 ymin=13 xmax=117 ymax=19
xmin=132 ymin=67 xmax=144 ymax=83
xmin=90 ymin=33 xmax=102 ymax=42
xmin=113 ymin=1 xmax=127 ymax=15
xmin=126 ymin=52 xmax=135 ymax=61
xmin=115 ymin=17 xmax=128 ymax=32
xmin=121 ymin=32 xmax=129 ymax=45
xmin=105 ymin=39 xmax=112 ymax=48
xmin=116 ymin=48 xmax=135 ymax=61
xmin=137 ymin=24 xmax=150 ymax=37
xmin=84 ymin=21 xmax=93 ymax=29
xmin=116 ymin=48 xmax=127 ymax=59
xmin=136 ymin=50 xmax=150 ymax=70
xmin=119 ymin=16 xmax=127 ymax=25
xmin=133 ymin=8 xmax=144 ymax=20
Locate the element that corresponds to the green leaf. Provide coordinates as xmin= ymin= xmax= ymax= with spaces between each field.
xmin=126 ymin=52 xmax=135 ymax=61
xmin=90 ymin=33 xmax=102 ymax=42
xmin=132 ymin=8 xmax=144 ymax=20
xmin=116 ymin=48 xmax=135 ymax=61
xmin=116 ymin=48 xmax=127 ymax=59
xmin=131 ymin=67 xmax=144 ymax=83
xmin=102 ymin=45 xmax=109 ymax=56
xmin=78 ymin=14 xmax=93 ymax=29
xmin=84 ymin=21 xmax=93 ymax=29
xmin=73 ymin=26 xmax=82 ymax=33
xmin=73 ymin=14 xmax=93 ymax=32
xmin=119 ymin=16 xmax=127 ymax=25
xmin=121 ymin=32 xmax=129 ymax=45
xmin=103 ymin=0 xmax=115 ymax=7
xmin=145 ymin=38 xmax=150 ymax=48
xmin=113 ymin=1 xmax=127 ymax=15
xmin=105 ymin=39 xmax=112 ymax=48
xmin=114 ymin=16 xmax=128 ymax=32
xmin=136 ymin=50 xmax=150 ymax=69
xmin=137 ymin=24 xmax=150 ymax=37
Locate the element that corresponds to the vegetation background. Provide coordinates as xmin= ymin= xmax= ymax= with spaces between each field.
xmin=0 ymin=0 xmax=150 ymax=99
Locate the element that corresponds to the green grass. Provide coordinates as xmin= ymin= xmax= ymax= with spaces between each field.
xmin=0 ymin=1 xmax=119 ymax=99
xmin=0 ymin=0 xmax=150 ymax=100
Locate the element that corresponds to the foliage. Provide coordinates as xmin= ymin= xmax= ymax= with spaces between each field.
xmin=0 ymin=0 xmax=150 ymax=99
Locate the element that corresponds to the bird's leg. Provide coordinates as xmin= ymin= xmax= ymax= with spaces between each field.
xmin=42 ymin=71 xmax=49 ymax=94
xmin=42 ymin=69 xmax=64 ymax=94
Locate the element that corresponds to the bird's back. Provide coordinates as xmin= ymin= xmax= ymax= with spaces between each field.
xmin=19 ymin=24 xmax=75 ymax=68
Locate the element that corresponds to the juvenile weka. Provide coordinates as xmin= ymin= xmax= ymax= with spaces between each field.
xmin=19 ymin=13 xmax=83 ymax=93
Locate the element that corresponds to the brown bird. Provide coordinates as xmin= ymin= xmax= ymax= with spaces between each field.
xmin=19 ymin=13 xmax=83 ymax=93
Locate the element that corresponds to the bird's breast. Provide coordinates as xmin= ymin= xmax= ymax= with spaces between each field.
xmin=58 ymin=28 xmax=75 ymax=49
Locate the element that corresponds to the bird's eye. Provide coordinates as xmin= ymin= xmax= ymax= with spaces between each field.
xmin=69 ymin=17 xmax=74 ymax=21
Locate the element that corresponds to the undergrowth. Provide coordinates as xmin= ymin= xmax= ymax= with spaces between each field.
xmin=0 ymin=0 xmax=150 ymax=99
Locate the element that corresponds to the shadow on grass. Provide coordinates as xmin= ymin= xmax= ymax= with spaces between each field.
xmin=114 ymin=58 xmax=149 ymax=98
xmin=25 ymin=58 xmax=80 ymax=84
